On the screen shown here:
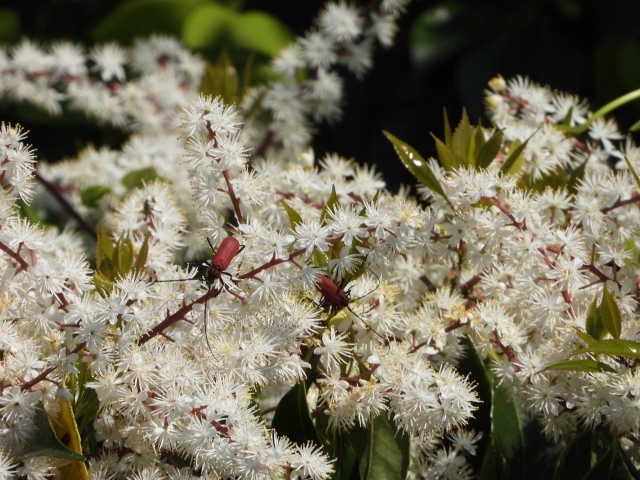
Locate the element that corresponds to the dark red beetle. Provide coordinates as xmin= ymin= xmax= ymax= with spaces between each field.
xmin=156 ymin=236 xmax=243 ymax=353
xmin=315 ymin=274 xmax=351 ymax=310
xmin=314 ymin=273 xmax=386 ymax=343
xmin=204 ymin=236 xmax=242 ymax=286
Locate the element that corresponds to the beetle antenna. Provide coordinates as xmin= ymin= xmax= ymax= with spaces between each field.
xmin=346 ymin=305 xmax=388 ymax=345
xmin=206 ymin=237 xmax=216 ymax=253
xmin=154 ymin=277 xmax=200 ymax=283
xmin=350 ymin=269 xmax=380 ymax=302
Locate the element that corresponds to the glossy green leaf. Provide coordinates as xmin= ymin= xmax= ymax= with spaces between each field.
xmin=624 ymin=156 xmax=640 ymax=191
xmin=96 ymin=225 xmax=114 ymax=268
xmin=567 ymin=159 xmax=588 ymax=195
xmin=281 ymin=200 xmax=303 ymax=229
xmin=122 ymin=167 xmax=160 ymax=189
xmin=473 ymin=124 xmax=487 ymax=165
xmin=431 ymin=133 xmax=456 ymax=171
xmin=457 ymin=337 xmax=492 ymax=473
xmin=93 ymin=272 xmax=114 ymax=296
xmin=19 ymin=403 xmax=86 ymax=462
xmin=586 ymin=296 xmax=606 ymax=341
xmin=599 ymin=288 xmax=622 ymax=340
xmin=551 ymin=430 xmax=592 ymax=480
xmin=544 ymin=359 xmax=615 ymax=373
xmin=320 ymin=185 xmax=340 ymax=224
xmin=451 ymin=108 xmax=473 ymax=166
xmin=383 ymin=131 xmax=452 ymax=207
xmin=133 ymin=235 xmax=150 ymax=274
xmin=81 ymin=185 xmax=111 ymax=208
xmin=500 ymin=138 xmax=528 ymax=174
xmin=112 ymin=235 xmax=134 ymax=277
xmin=574 ymin=328 xmax=598 ymax=346
xmin=98 ymin=256 xmax=118 ymax=282
xmin=476 ymin=129 xmax=503 ymax=169
xmin=15 ymin=199 xmax=42 ymax=225
xmin=347 ymin=414 xmax=410 ymax=480
xmin=272 ymin=382 xmax=321 ymax=447
xmin=583 ymin=441 xmax=634 ymax=480
xmin=182 ymin=4 xmax=236 ymax=50
xmin=573 ymin=339 xmax=640 ymax=359
xmin=230 ymin=11 xmax=294 ymax=57
xmin=75 ymin=388 xmax=100 ymax=435
xmin=0 ymin=9 xmax=19 ymax=43
xmin=443 ymin=107 xmax=453 ymax=148
xmin=332 ymin=433 xmax=357 ymax=480
xmin=490 ymin=372 xmax=524 ymax=478
xmin=91 ymin=0 xmax=204 ymax=42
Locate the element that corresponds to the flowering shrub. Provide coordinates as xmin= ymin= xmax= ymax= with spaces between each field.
xmin=2 ymin=1 xmax=640 ymax=479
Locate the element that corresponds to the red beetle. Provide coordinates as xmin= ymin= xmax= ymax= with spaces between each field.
xmin=314 ymin=273 xmax=386 ymax=343
xmin=315 ymin=274 xmax=351 ymax=310
xmin=155 ymin=236 xmax=243 ymax=353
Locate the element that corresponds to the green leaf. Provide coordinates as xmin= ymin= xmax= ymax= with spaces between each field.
xmin=272 ymin=382 xmax=321 ymax=446
xmin=91 ymin=0 xmax=205 ymax=42
xmin=312 ymin=250 xmax=329 ymax=268
xmin=544 ymin=359 xmax=615 ymax=373
xmin=551 ymin=430 xmax=593 ymax=480
xmin=630 ymin=119 xmax=640 ymax=132
xmin=0 ymin=8 xmax=20 ymax=43
xmin=280 ymin=200 xmax=304 ymax=229
xmin=560 ymin=106 xmax=574 ymax=126
xmin=182 ymin=4 xmax=236 ymax=50
xmin=121 ymin=168 xmax=160 ymax=190
xmin=490 ymin=371 xmax=524 ymax=477
xmin=457 ymin=337 xmax=492 ymax=472
xmin=451 ymin=108 xmax=473 ymax=166
xmin=431 ymin=133 xmax=456 ymax=171
xmin=586 ymin=296 xmax=606 ymax=341
xmin=112 ymin=235 xmax=134 ymax=277
xmin=476 ymin=129 xmax=503 ymax=169
xmin=347 ymin=414 xmax=410 ymax=480
xmin=443 ymin=107 xmax=452 ymax=149
xmin=567 ymin=159 xmax=588 ymax=195
xmin=133 ymin=235 xmax=150 ymax=274
xmin=96 ymin=225 xmax=114 ymax=268
xmin=320 ymin=185 xmax=340 ymax=224
xmin=332 ymin=433 xmax=357 ymax=480
xmin=383 ymin=131 xmax=452 ymax=208
xmin=573 ymin=339 xmax=640 ymax=359
xmin=599 ymin=288 xmax=622 ymax=339
xmin=574 ymin=328 xmax=598 ymax=346
xmin=93 ymin=272 xmax=114 ymax=296
xmin=473 ymin=124 xmax=487 ymax=166
xmin=624 ymin=156 xmax=640 ymax=191
xmin=98 ymin=255 xmax=119 ymax=282
xmin=15 ymin=199 xmax=43 ymax=225
xmin=81 ymin=185 xmax=111 ymax=208
xmin=230 ymin=11 xmax=294 ymax=57
xmin=75 ymin=388 xmax=100 ymax=435
xmin=199 ymin=49 xmax=238 ymax=103
xmin=19 ymin=402 xmax=86 ymax=462
xmin=583 ymin=441 xmax=634 ymax=480
xmin=500 ymin=138 xmax=528 ymax=174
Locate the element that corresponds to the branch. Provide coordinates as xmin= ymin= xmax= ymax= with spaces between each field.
xmin=222 ymin=169 xmax=244 ymax=225
xmin=137 ymin=287 xmax=220 ymax=345
xmin=35 ymin=172 xmax=96 ymax=238
xmin=0 ymin=240 xmax=29 ymax=273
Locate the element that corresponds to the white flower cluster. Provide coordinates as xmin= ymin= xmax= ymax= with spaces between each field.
xmin=242 ymin=0 xmax=410 ymax=161
xmin=3 ymin=2 xmax=640 ymax=478
xmin=0 ymin=36 xmax=204 ymax=133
